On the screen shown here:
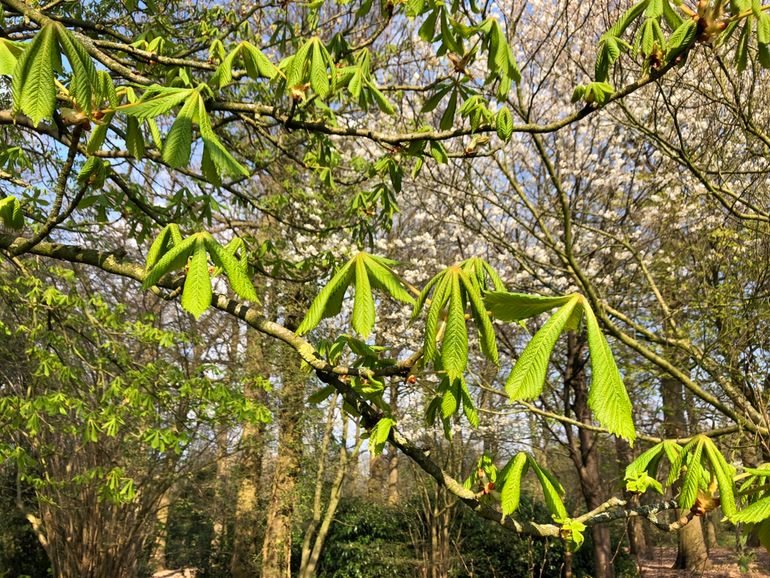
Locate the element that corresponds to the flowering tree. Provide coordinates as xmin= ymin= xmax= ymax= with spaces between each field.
xmin=1 ymin=0 xmax=770 ymax=575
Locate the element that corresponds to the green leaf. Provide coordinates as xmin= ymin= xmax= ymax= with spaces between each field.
xmin=734 ymin=495 xmax=770 ymax=523
xmin=441 ymin=378 xmax=459 ymax=418
xmin=242 ymin=42 xmax=279 ymax=79
xmin=606 ymin=0 xmax=650 ymax=37
xmin=364 ymin=255 xmax=415 ymax=305
xmin=485 ymin=291 xmax=573 ymax=322
xmin=679 ymin=438 xmax=705 ymax=510
xmin=424 ymin=274 xmax=452 ymax=361
xmin=496 ymin=106 xmax=513 ymax=142
xmin=666 ymin=19 xmax=697 ymax=60
xmin=0 ymin=38 xmax=24 ymax=76
xmin=181 ymin=237 xmax=212 ymax=319
xmin=119 ymin=87 xmax=193 ymax=119
xmin=0 ymin=196 xmax=24 ymax=230
xmin=310 ymin=40 xmax=330 ymax=98
xmin=703 ymin=437 xmax=736 ymax=517
xmin=528 ymin=456 xmax=568 ymax=522
xmin=146 ymin=224 xmax=182 ymax=270
xmin=352 ymin=255 xmax=376 ymax=337
xmin=13 ymin=23 xmax=58 ymax=126
xmin=459 ymin=270 xmax=498 ymax=364
xmin=367 ymin=81 xmax=396 ymax=114
xmin=197 ymin=96 xmax=249 ymax=177
xmin=286 ymin=38 xmax=313 ymax=89
xmin=442 ymin=270 xmax=468 ymax=381
xmin=505 ymin=295 xmax=580 ymax=400
xmin=439 ymin=89 xmax=457 ymax=131
xmin=162 ymin=92 xmax=198 ymax=168
xmin=297 ymin=260 xmax=355 ymax=334
xmin=460 ymin=380 xmax=479 ymax=427
xmin=584 ymin=302 xmax=636 ymax=442
xmin=369 ymin=417 xmax=394 ymax=456
xmin=758 ymin=13 xmax=770 ymax=44
xmin=55 ymin=24 xmax=98 ymax=114
xmin=501 ymin=452 xmax=528 ymax=516
xmin=125 ymin=116 xmax=145 ymax=159
xmin=625 ymin=442 xmax=665 ymax=479
xmin=204 ymin=236 xmax=259 ymax=302
xmin=142 ymin=234 xmax=197 ymax=288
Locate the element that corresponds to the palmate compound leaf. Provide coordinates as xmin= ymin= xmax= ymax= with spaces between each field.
xmin=583 ymin=304 xmax=636 ymax=442
xmin=296 ymin=253 xmax=413 ymax=336
xmin=505 ymin=295 xmax=580 ymax=400
xmin=143 ymin=231 xmax=258 ymax=317
xmin=415 ymin=259 xmax=501 ymax=372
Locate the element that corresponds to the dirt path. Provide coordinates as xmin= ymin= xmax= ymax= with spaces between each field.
xmin=639 ymin=547 xmax=770 ymax=577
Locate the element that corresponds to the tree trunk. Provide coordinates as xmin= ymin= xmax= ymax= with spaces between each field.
xmin=230 ymin=328 xmax=268 ymax=578
xmin=260 ymin=306 xmax=306 ymax=578
xmin=615 ymin=438 xmax=651 ymax=560
xmin=661 ymin=376 xmax=711 ymax=571
xmin=564 ymin=333 xmax=614 ymax=578
xmin=387 ymin=380 xmax=400 ymax=506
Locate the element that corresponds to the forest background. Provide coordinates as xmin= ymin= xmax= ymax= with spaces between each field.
xmin=1 ymin=0 xmax=770 ymax=577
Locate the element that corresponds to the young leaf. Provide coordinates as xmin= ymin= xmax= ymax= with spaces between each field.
xmin=142 ymin=234 xmax=197 ymax=288
xmin=584 ymin=303 xmax=636 ymax=442
xmin=296 ymin=260 xmax=354 ymax=334
xmin=703 ymin=437 xmax=736 ymax=517
xmin=13 ymin=23 xmax=58 ymax=126
xmin=162 ymin=92 xmax=198 ymax=168
xmin=733 ymin=496 xmax=770 ymax=524
xmin=369 ymin=417 xmax=394 ymax=456
xmin=146 ymin=224 xmax=182 ymax=270
xmin=528 ymin=456 xmax=568 ymax=522
xmin=0 ymin=196 xmax=24 ymax=230
xmin=119 ymin=87 xmax=193 ymax=119
xmin=459 ymin=270 xmax=498 ymax=364
xmin=485 ymin=291 xmax=573 ymax=322
xmin=352 ymin=255 xmax=376 ymax=337
xmin=625 ymin=442 xmax=665 ymax=480
xmin=423 ymin=274 xmax=452 ymax=362
xmin=197 ymin=96 xmax=249 ymax=177
xmin=363 ymin=255 xmax=415 ymax=305
xmin=496 ymin=106 xmax=513 ymax=142
xmin=506 ymin=295 xmax=580 ymax=400
xmin=310 ymin=40 xmax=330 ymax=98
xmin=501 ymin=452 xmax=528 ymax=516
xmin=181 ymin=237 xmax=213 ymax=319
xmin=55 ymin=24 xmax=98 ymax=114
xmin=679 ymin=437 xmax=705 ymax=510
xmin=442 ymin=270 xmax=468 ymax=381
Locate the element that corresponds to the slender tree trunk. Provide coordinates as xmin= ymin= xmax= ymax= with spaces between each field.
xmin=231 ymin=328 xmax=268 ymax=578
xmin=387 ymin=380 xmax=400 ymax=505
xmin=260 ymin=303 xmax=306 ymax=578
xmin=564 ymin=333 xmax=614 ymax=578
xmin=149 ymin=491 xmax=170 ymax=572
xmin=615 ymin=438 xmax=651 ymax=560
xmin=661 ymin=375 xmax=711 ymax=571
